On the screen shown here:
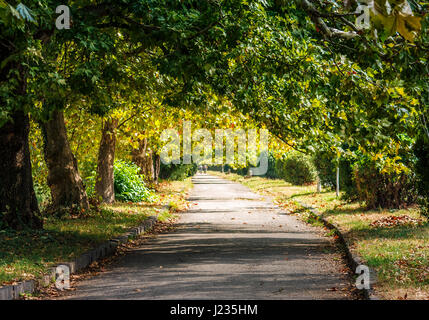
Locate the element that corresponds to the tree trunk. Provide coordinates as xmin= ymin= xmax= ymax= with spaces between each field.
xmin=41 ymin=110 xmax=89 ymax=211
xmin=154 ymin=154 xmax=161 ymax=184
xmin=0 ymin=111 xmax=43 ymax=229
xmin=146 ymin=149 xmax=155 ymax=182
xmin=132 ymin=138 xmax=155 ymax=183
xmin=95 ymin=118 xmax=118 ymax=203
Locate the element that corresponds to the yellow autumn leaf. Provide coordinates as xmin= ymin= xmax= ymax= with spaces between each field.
xmin=410 ymin=98 xmax=419 ymax=106
xmin=395 ymin=87 xmax=406 ymax=97
xmin=396 ymin=13 xmax=421 ymax=41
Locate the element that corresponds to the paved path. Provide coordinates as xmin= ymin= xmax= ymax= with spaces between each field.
xmin=63 ymin=174 xmax=350 ymax=299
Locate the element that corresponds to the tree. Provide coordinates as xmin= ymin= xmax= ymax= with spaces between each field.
xmin=94 ymin=117 xmax=118 ymax=203
xmin=1 ymin=0 xmax=427 ymax=228
xmin=40 ymin=109 xmax=89 ymax=211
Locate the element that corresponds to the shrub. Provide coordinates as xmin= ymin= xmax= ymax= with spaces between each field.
xmin=84 ymin=160 xmax=156 ymax=203
xmin=113 ymin=160 xmax=156 ymax=202
xmin=414 ymin=132 xmax=429 ymax=218
xmin=313 ymin=151 xmax=336 ymax=189
xmin=277 ymin=152 xmax=316 ymax=185
xmin=313 ymin=151 xmax=357 ymax=200
xmin=352 ymin=154 xmax=417 ymax=209
xmin=339 ymin=160 xmax=358 ymax=200
xmin=265 ymin=152 xmax=280 ymax=179
xmin=159 ymin=163 xmax=197 ymax=181
xmin=33 ymin=181 xmax=51 ymax=207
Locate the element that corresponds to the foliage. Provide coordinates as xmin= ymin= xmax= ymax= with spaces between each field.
xmin=313 ymin=151 xmax=337 ymax=189
xmin=352 ymin=153 xmax=418 ymax=209
xmin=29 ymin=120 xmax=51 ymax=206
xmin=0 ymin=0 xmax=428 ymax=229
xmin=276 ymin=152 xmax=316 ymax=185
xmin=33 ymin=181 xmax=51 ymax=207
xmin=265 ymin=152 xmax=280 ymax=179
xmin=85 ymin=160 xmax=156 ymax=202
xmin=414 ymin=133 xmax=429 ymax=218
xmin=159 ymin=163 xmax=197 ymax=181
xmin=339 ymin=159 xmax=359 ymax=201
xmin=113 ymin=160 xmax=156 ymax=203
xmin=313 ymin=151 xmax=357 ymax=200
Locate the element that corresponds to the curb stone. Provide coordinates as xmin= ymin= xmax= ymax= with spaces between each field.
xmin=0 ymin=215 xmax=158 ymax=300
xmin=295 ymin=200 xmax=379 ymax=300
xmin=0 ymin=280 xmax=35 ymax=300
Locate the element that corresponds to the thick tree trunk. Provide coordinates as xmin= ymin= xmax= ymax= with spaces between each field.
xmin=95 ymin=118 xmax=118 ymax=203
xmin=41 ymin=110 xmax=89 ymax=211
xmin=132 ymin=138 xmax=155 ymax=183
xmin=0 ymin=111 xmax=43 ymax=229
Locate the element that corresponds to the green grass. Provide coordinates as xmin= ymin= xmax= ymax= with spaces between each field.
xmin=214 ymin=171 xmax=429 ymax=300
xmin=0 ymin=178 xmax=192 ymax=286
xmin=0 ymin=206 xmax=152 ymax=285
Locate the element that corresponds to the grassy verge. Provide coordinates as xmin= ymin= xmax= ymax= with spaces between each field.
xmin=0 ymin=178 xmax=192 ymax=286
xmin=213 ymin=171 xmax=429 ymax=300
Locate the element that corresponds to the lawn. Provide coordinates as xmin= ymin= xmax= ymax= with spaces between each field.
xmin=0 ymin=178 xmax=192 ymax=286
xmin=213 ymin=172 xmax=429 ymax=300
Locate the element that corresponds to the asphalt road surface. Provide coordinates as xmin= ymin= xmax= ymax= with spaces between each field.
xmin=62 ymin=174 xmax=351 ymax=300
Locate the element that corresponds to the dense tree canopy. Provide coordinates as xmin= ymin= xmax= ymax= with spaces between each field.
xmin=0 ymin=0 xmax=427 ymax=229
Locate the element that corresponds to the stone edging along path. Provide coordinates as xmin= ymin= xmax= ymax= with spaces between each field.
xmin=0 ymin=215 xmax=158 ymax=300
xmin=295 ymin=200 xmax=379 ymax=300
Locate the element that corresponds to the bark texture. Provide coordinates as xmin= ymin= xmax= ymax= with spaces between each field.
xmin=41 ymin=110 xmax=89 ymax=211
xmin=95 ymin=118 xmax=118 ymax=203
xmin=154 ymin=154 xmax=161 ymax=184
xmin=132 ymin=138 xmax=155 ymax=184
xmin=0 ymin=111 xmax=43 ymax=229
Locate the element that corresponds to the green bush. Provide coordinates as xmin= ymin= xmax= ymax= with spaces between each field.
xmin=313 ymin=151 xmax=357 ymax=200
xmin=83 ymin=172 xmax=96 ymax=198
xmin=265 ymin=152 xmax=280 ymax=179
xmin=352 ymin=154 xmax=417 ymax=209
xmin=414 ymin=132 xmax=429 ymax=218
xmin=277 ymin=152 xmax=316 ymax=185
xmin=84 ymin=160 xmax=156 ymax=203
xmin=159 ymin=163 xmax=197 ymax=181
xmin=222 ymin=164 xmax=248 ymax=175
xmin=33 ymin=181 xmax=51 ymax=207
xmin=339 ymin=159 xmax=358 ymax=200
xmin=313 ymin=151 xmax=336 ymax=189
xmin=113 ymin=160 xmax=156 ymax=202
